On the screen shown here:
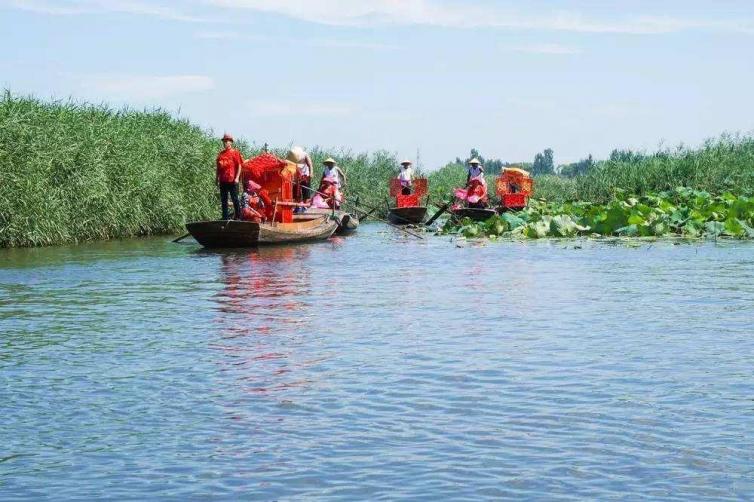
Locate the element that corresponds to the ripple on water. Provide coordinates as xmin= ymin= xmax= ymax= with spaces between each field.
xmin=1 ymin=232 xmax=754 ymax=499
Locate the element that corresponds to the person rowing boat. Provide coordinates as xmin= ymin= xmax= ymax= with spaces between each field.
xmin=215 ymin=133 xmax=244 ymax=220
xmin=398 ymin=159 xmax=414 ymax=195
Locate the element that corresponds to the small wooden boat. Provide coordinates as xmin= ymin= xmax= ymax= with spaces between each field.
xmin=388 ymin=206 xmax=427 ymax=225
xmin=295 ymin=208 xmax=359 ymax=235
xmin=186 ymin=216 xmax=337 ymax=248
xmin=451 ymin=207 xmax=498 ymax=222
xmin=387 ymin=177 xmax=429 ymax=225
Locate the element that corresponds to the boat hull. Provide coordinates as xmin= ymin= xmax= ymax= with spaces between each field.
xmin=388 ymin=206 xmax=427 ymax=225
xmin=294 ymin=208 xmax=359 ymax=235
xmin=451 ymin=207 xmax=498 ymax=222
xmin=186 ymin=217 xmax=337 ymax=248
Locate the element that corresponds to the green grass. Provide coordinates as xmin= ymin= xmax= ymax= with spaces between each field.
xmin=576 ymin=134 xmax=754 ymax=202
xmin=0 ymin=92 xmax=401 ymax=247
xmin=531 ymin=175 xmax=577 ymax=203
xmin=3 ymin=92 xmax=754 ymax=247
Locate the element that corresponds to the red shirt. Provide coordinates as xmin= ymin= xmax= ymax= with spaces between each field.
xmin=216 ymin=148 xmax=243 ymax=184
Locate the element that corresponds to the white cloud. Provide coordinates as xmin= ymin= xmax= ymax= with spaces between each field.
xmin=206 ymin=0 xmax=754 ymax=35
xmin=248 ymin=100 xmax=355 ymax=117
xmin=7 ymin=0 xmax=753 ymax=34
xmin=6 ymin=0 xmax=215 ymax=22
xmin=82 ymin=75 xmax=215 ymax=100
xmin=507 ymin=44 xmax=581 ymax=55
xmin=194 ymin=31 xmax=397 ymax=50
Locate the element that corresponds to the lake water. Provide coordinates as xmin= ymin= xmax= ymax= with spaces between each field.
xmin=2 ymin=225 xmax=754 ymax=500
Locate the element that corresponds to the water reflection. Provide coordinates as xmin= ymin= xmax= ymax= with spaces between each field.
xmin=208 ymin=246 xmax=317 ymax=396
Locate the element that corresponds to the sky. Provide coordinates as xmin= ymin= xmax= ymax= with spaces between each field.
xmin=1 ymin=0 xmax=753 ymax=169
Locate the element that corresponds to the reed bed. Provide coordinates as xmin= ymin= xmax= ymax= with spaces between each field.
xmin=576 ymin=135 xmax=754 ymax=202
xmin=3 ymin=92 xmax=753 ymax=247
xmin=0 ymin=93 xmax=402 ymax=247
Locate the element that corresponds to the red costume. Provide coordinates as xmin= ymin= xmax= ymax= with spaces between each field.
xmin=216 ymin=148 xmax=243 ymax=184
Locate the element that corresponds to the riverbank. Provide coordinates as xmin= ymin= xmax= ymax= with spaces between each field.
xmin=3 ymin=92 xmax=753 ymax=247
xmin=0 ymin=93 xmax=398 ymax=247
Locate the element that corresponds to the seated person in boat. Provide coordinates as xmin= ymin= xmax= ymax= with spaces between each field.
xmin=311 ymin=175 xmax=342 ymax=210
xmin=240 ymin=180 xmax=266 ymax=222
xmin=240 ymin=157 xmax=274 ymax=220
xmin=466 ymin=174 xmax=489 ymax=208
xmin=215 ymin=133 xmax=244 ymax=220
xmin=398 ymin=159 xmax=414 ymax=195
xmin=287 ymin=146 xmax=313 ymax=204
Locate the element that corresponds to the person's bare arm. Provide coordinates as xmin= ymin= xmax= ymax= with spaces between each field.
xmin=234 ymin=153 xmax=243 ymax=184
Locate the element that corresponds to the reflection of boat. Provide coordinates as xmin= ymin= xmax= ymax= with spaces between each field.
xmin=294 ymin=208 xmax=359 ymax=235
xmin=186 ymin=216 xmax=337 ymax=248
xmin=388 ymin=206 xmax=428 ymax=224
xmin=451 ymin=207 xmax=498 ymax=222
xmin=387 ymin=177 xmax=429 ymax=225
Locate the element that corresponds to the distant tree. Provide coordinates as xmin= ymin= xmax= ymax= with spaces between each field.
xmin=609 ymin=149 xmax=645 ymax=163
xmin=532 ymin=148 xmax=555 ymax=175
xmin=559 ymin=154 xmax=594 ymax=177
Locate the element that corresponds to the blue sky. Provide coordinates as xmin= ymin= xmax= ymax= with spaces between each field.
xmin=2 ymin=0 xmax=753 ymax=169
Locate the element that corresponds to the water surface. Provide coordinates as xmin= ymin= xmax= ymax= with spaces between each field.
xmin=2 ymin=226 xmax=754 ymax=499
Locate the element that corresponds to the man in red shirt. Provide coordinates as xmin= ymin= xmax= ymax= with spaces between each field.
xmin=216 ymin=133 xmax=244 ymax=220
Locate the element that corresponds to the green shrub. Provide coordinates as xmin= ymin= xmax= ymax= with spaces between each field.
xmin=576 ymin=135 xmax=754 ymax=202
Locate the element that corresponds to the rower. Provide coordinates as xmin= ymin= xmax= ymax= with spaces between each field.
xmin=321 ymin=157 xmax=346 ymax=188
xmin=215 ymin=133 xmax=244 ymax=220
xmin=466 ymin=157 xmax=484 ymax=186
xmin=398 ymin=159 xmax=414 ymax=195
xmin=287 ymin=146 xmax=313 ymax=205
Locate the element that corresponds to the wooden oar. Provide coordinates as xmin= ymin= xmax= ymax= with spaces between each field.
xmin=309 ymin=187 xmax=424 ymax=240
xmin=356 ymin=206 xmax=379 ymax=221
xmin=172 ymin=233 xmax=191 ymax=243
xmin=425 ymin=200 xmax=452 ymax=226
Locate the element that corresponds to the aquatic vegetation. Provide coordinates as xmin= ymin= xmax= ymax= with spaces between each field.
xmin=0 ymin=92 xmax=398 ymax=247
xmin=441 ymin=188 xmax=754 ymax=240
xmin=576 ymin=135 xmax=754 ymax=202
xmin=529 ymin=174 xmax=577 ymax=203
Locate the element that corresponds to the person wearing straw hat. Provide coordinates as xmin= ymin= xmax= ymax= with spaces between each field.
xmin=287 ymin=146 xmax=313 ymax=205
xmin=466 ymin=157 xmax=484 ymax=186
xmin=398 ymin=159 xmax=414 ymax=195
xmin=215 ymin=133 xmax=244 ymax=220
xmin=321 ymin=157 xmax=346 ymax=188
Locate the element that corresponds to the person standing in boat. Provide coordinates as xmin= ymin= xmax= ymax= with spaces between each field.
xmin=321 ymin=157 xmax=346 ymax=189
xmin=466 ymin=157 xmax=485 ymax=186
xmin=287 ymin=146 xmax=313 ymax=205
xmin=215 ymin=133 xmax=244 ymax=220
xmin=398 ymin=160 xmax=414 ymax=195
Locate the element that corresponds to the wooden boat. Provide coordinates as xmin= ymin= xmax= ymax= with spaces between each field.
xmin=295 ymin=208 xmax=359 ymax=235
xmin=388 ymin=206 xmax=427 ymax=225
xmin=387 ymin=177 xmax=429 ymax=225
xmin=451 ymin=207 xmax=498 ymax=222
xmin=186 ymin=216 xmax=337 ymax=248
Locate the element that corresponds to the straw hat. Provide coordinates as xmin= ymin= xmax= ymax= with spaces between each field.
xmin=286 ymin=146 xmax=306 ymax=163
xmin=468 ymin=157 xmax=481 ymax=165
xmin=323 ymin=157 xmax=336 ymax=165
xmin=221 ymin=133 xmax=234 ymax=142
xmin=400 ymin=159 xmax=412 ymax=166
